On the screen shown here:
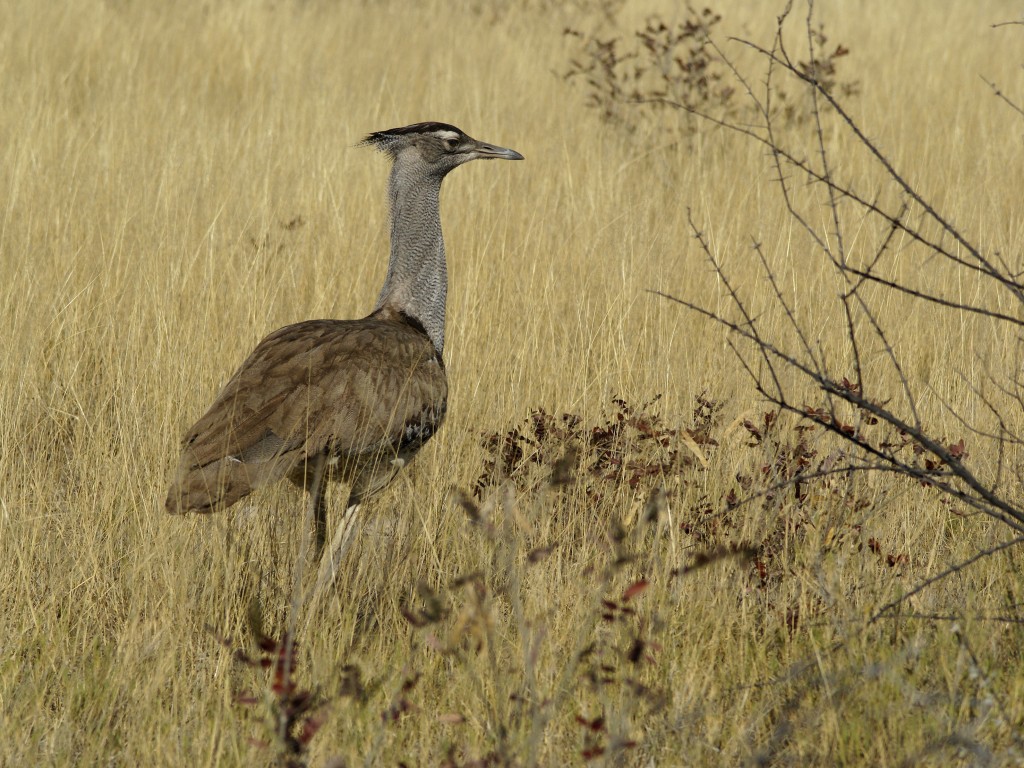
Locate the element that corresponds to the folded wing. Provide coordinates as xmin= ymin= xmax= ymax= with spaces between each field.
xmin=165 ymin=312 xmax=447 ymax=514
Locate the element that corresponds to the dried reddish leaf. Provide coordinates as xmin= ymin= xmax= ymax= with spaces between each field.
xmin=627 ymin=638 xmax=645 ymax=663
xmin=575 ymin=715 xmax=607 ymax=732
xmin=754 ymin=559 xmax=768 ymax=587
xmin=622 ymin=580 xmax=649 ymax=601
xmin=382 ymin=698 xmax=413 ymax=723
xmin=298 ymin=713 xmax=327 ymax=745
xmin=527 ymin=546 xmax=553 ymax=564
xmin=401 ymin=674 xmax=421 ymax=693
xmin=437 ymin=712 xmax=466 ymax=725
xmin=401 ymin=607 xmax=430 ymax=627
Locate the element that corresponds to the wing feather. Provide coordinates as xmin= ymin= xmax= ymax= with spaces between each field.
xmin=166 ymin=314 xmax=447 ymax=513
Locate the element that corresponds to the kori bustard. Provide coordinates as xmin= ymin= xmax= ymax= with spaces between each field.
xmin=166 ymin=122 xmax=523 ymax=566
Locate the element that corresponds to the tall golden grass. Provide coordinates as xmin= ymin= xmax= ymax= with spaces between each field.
xmin=2 ymin=0 xmax=1023 ymax=764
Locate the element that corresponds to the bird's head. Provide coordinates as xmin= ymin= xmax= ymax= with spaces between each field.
xmin=361 ymin=122 xmax=523 ymax=176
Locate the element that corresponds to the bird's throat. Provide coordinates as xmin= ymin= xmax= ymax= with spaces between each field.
xmin=374 ymin=168 xmax=447 ymax=355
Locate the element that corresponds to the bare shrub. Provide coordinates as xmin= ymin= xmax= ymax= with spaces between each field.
xmin=212 ymin=601 xmax=332 ymax=768
xmin=648 ymin=2 xmax=1024 ymax=758
xmin=563 ymin=3 xmax=859 ymax=136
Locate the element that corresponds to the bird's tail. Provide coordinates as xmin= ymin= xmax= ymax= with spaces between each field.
xmin=165 ymin=455 xmax=292 ymax=514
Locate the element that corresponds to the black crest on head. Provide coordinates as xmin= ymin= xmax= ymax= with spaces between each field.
xmin=360 ymin=122 xmax=464 ymax=155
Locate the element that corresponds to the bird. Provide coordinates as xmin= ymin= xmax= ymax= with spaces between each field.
xmin=165 ymin=122 xmax=523 ymax=570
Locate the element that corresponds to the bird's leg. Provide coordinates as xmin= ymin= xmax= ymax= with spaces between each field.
xmin=313 ymin=474 xmax=330 ymax=561
xmin=303 ymin=453 xmax=330 ymax=560
xmin=310 ymin=495 xmax=361 ymax=596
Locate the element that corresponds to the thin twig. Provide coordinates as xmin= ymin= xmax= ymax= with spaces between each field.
xmin=869 ymin=535 xmax=1024 ymax=623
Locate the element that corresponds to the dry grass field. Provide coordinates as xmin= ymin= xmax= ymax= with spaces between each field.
xmin=3 ymin=0 xmax=1024 ymax=765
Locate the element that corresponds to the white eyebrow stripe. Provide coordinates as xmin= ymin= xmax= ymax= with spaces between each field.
xmin=434 ymin=130 xmax=461 ymax=142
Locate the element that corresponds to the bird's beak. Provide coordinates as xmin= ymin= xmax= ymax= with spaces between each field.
xmin=472 ymin=141 xmax=524 ymax=161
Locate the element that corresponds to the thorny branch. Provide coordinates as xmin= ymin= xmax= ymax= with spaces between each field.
xmin=656 ymin=3 xmax=1024 ymax=616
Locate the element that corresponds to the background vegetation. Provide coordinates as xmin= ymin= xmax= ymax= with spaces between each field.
xmin=2 ymin=0 xmax=1022 ymax=765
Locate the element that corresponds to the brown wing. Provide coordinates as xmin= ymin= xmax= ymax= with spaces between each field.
xmin=165 ymin=312 xmax=447 ymax=514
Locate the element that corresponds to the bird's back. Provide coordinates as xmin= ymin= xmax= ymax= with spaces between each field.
xmin=166 ymin=307 xmax=447 ymax=515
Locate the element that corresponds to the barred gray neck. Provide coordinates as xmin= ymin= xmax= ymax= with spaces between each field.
xmin=373 ymin=164 xmax=447 ymax=355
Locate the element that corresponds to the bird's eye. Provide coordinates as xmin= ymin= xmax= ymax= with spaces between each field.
xmin=444 ymin=137 xmax=459 ymax=150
